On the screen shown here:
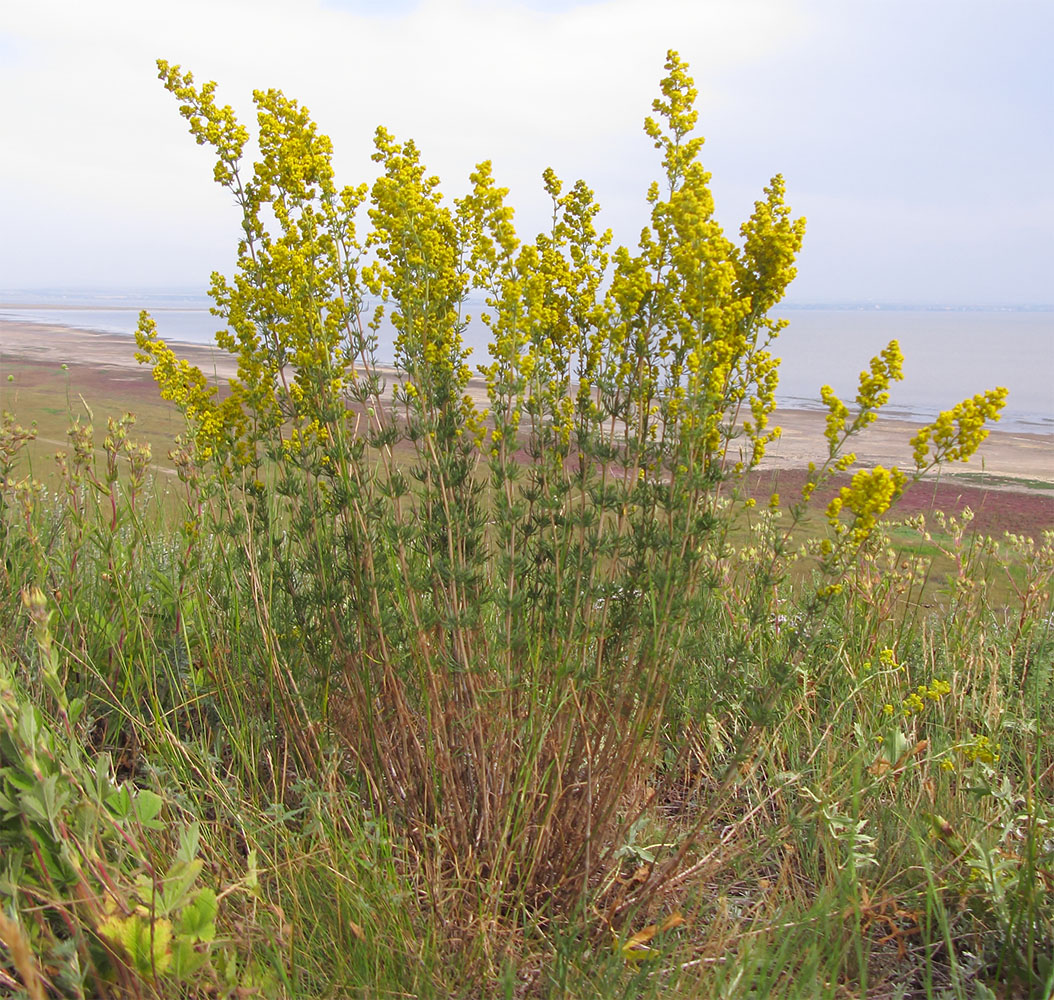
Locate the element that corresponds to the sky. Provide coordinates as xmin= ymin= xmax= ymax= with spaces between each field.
xmin=1 ymin=0 xmax=1051 ymax=305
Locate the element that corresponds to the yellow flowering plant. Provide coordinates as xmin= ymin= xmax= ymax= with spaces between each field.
xmin=128 ymin=49 xmax=822 ymax=924
xmin=138 ymin=62 xmax=375 ymax=472
xmin=129 ymin=49 xmax=1013 ymax=938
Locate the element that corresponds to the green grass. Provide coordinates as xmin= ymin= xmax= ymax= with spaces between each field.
xmin=2 ymin=46 xmax=1051 ymax=994
xmin=946 ymin=470 xmax=1054 ymax=492
xmin=1 ymin=358 xmax=184 ymax=479
xmin=1 ymin=393 xmax=1051 ymax=999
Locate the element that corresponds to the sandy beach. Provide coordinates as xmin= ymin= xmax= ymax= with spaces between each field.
xmin=2 ymin=318 xmax=1052 ymax=495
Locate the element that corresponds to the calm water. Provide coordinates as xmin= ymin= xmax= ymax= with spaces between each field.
xmin=2 ymin=292 xmax=1051 ymax=434
xmin=776 ymin=308 xmax=1052 ymax=434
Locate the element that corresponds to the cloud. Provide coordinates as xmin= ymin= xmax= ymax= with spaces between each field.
xmin=1 ymin=0 xmax=808 ymax=283
xmin=0 ymin=0 xmax=1050 ymax=303
xmin=0 ymin=0 xmax=808 ymax=287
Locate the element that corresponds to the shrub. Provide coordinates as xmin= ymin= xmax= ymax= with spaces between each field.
xmin=130 ymin=50 xmax=1015 ymax=960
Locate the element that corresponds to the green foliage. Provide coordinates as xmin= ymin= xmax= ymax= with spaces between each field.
xmin=133 ymin=50 xmax=821 ymax=929
xmin=0 ymin=655 xmax=221 ymax=996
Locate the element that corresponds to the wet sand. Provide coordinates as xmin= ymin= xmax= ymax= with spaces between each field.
xmin=2 ymin=318 xmax=1052 ymax=494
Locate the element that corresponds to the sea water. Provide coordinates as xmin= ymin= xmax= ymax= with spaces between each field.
xmin=1 ymin=291 xmax=1050 ymax=434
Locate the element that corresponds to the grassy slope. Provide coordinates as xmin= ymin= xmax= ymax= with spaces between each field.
xmin=0 ymin=364 xmax=1051 ymax=999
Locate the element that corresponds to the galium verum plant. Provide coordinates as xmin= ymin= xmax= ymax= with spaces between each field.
xmin=133 ymin=50 xmax=1006 ymax=935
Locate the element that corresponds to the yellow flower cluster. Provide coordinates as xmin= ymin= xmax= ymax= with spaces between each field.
xmin=821 ymin=385 xmax=850 ymax=453
xmin=826 ymin=465 xmax=907 ymax=544
xmin=855 ymin=341 xmax=904 ymax=416
xmin=799 ymin=342 xmax=906 ymax=507
xmin=156 ymin=60 xmax=249 ymax=187
xmin=140 ymin=62 xmax=381 ymax=471
xmin=903 ymin=678 xmax=951 ymax=715
xmin=281 ymin=418 xmax=330 ymax=458
xmin=909 ymin=388 xmax=1008 ymax=469
xmin=134 ymin=312 xmax=246 ymax=463
xmin=819 ymin=341 xmax=904 ymax=457
xmin=882 ymin=678 xmax=950 ymax=718
xmin=368 ymin=125 xmax=478 ymax=420
xmin=140 ymin=50 xmax=813 ymax=511
xmin=958 ymin=733 xmax=1000 ymax=765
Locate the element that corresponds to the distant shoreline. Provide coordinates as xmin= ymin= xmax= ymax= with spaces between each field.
xmin=4 ymin=296 xmax=1054 ymax=311
xmin=2 ymin=318 xmax=1051 ymax=494
xmin=2 ymin=304 xmax=1051 ymax=434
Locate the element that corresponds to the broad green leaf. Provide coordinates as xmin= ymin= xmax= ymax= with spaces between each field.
xmin=162 ymin=858 xmax=203 ymax=916
xmin=176 ymin=821 xmax=201 ymax=865
xmin=171 ymin=936 xmax=207 ymax=979
xmin=106 ymin=785 xmax=132 ymax=820
xmin=179 ymin=887 xmax=217 ymax=942
xmin=132 ymin=790 xmax=164 ymax=829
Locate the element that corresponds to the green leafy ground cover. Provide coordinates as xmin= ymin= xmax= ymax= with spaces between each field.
xmin=946 ymin=472 xmax=1054 ymax=494
xmin=1 ymin=53 xmax=1051 ymax=998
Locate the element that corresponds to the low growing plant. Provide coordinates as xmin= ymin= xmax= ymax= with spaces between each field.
xmin=0 ymin=632 xmax=220 ymax=997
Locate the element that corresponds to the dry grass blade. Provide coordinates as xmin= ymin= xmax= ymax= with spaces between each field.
xmin=0 ymin=908 xmax=46 ymax=1000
